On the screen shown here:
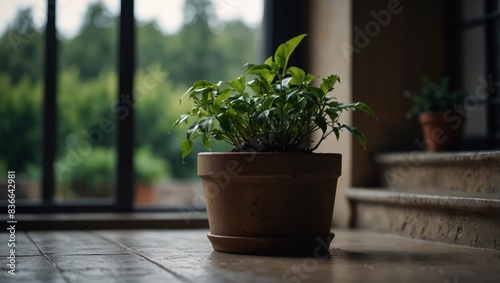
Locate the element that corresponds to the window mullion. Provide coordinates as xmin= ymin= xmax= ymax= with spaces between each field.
xmin=485 ymin=0 xmax=499 ymax=148
xmin=116 ymin=0 xmax=135 ymax=211
xmin=42 ymin=0 xmax=57 ymax=204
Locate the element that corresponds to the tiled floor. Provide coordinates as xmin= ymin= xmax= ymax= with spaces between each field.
xmin=1 ymin=229 xmax=499 ymax=283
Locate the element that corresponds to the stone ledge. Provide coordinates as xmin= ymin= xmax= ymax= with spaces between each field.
xmin=375 ymin=150 xmax=500 ymax=164
xmin=346 ymin=188 xmax=500 ymax=250
xmin=346 ymin=188 xmax=500 ymax=215
xmin=374 ymin=151 xmax=500 ymax=197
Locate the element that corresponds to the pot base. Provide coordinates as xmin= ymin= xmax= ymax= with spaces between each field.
xmin=207 ymin=232 xmax=335 ymax=256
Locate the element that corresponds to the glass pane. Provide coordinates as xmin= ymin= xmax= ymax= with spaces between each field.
xmin=55 ymin=0 xmax=119 ymax=201
xmin=494 ymin=19 xmax=500 ymax=135
xmin=460 ymin=0 xmax=484 ymax=22
xmin=134 ymin=0 xmax=264 ymax=208
xmin=461 ymin=26 xmax=487 ymax=137
xmin=0 ymin=1 xmax=45 ymax=203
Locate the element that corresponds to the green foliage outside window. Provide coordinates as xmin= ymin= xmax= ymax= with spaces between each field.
xmin=0 ymin=0 xmax=259 ymax=199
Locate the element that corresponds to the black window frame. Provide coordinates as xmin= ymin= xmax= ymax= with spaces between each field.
xmin=17 ymin=0 xmax=135 ymax=213
xmin=452 ymin=0 xmax=500 ymax=149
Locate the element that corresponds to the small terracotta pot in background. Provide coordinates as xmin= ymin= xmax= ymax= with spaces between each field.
xmin=418 ymin=111 xmax=465 ymax=152
xmin=198 ymin=152 xmax=341 ymax=255
xmin=135 ymin=183 xmax=157 ymax=205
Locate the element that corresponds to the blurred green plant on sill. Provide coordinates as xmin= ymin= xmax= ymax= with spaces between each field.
xmin=404 ymin=75 xmax=466 ymax=119
xmin=58 ymin=147 xmax=169 ymax=198
xmin=135 ymin=147 xmax=170 ymax=184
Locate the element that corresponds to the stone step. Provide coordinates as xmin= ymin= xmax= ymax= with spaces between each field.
xmin=346 ymin=188 xmax=500 ymax=250
xmin=375 ymin=151 xmax=500 ymax=198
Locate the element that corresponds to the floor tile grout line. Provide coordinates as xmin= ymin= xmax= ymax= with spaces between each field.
xmin=25 ymin=231 xmax=71 ymax=283
xmin=42 ymin=253 xmax=132 ymax=257
xmin=89 ymin=231 xmax=195 ymax=283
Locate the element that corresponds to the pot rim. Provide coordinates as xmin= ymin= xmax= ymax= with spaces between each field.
xmin=418 ymin=111 xmax=465 ymax=124
xmin=198 ymin=151 xmax=342 ymax=177
xmin=198 ymin=152 xmax=342 ymax=156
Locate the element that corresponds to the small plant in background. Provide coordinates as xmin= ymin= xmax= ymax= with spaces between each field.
xmin=135 ymin=147 xmax=170 ymax=184
xmin=404 ymin=75 xmax=466 ymax=119
xmin=60 ymin=147 xmax=114 ymax=198
xmin=403 ymin=75 xmax=467 ymax=152
xmin=172 ymin=34 xmax=376 ymax=160
xmin=58 ymin=147 xmax=169 ymax=199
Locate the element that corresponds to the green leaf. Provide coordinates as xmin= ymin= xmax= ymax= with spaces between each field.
xmin=306 ymin=87 xmax=324 ymax=104
xmin=246 ymin=66 xmax=276 ymax=84
xmin=217 ymin=113 xmax=231 ymax=133
xmin=170 ymin=114 xmax=190 ymax=131
xmin=187 ymin=123 xmax=199 ymax=139
xmin=274 ymin=45 xmax=286 ymax=68
xmin=227 ymin=76 xmax=246 ymax=93
xmin=287 ymin=66 xmax=306 ymax=86
xmin=271 ymin=62 xmax=281 ymax=72
xmin=246 ymin=64 xmax=272 ymax=74
xmin=193 ymin=80 xmax=215 ymax=88
xmin=261 ymin=70 xmax=276 ymax=84
xmin=344 ymin=125 xmax=367 ymax=149
xmin=199 ymin=117 xmax=213 ymax=134
xmin=232 ymin=100 xmax=251 ymax=114
xmin=213 ymin=89 xmax=233 ymax=112
xmin=262 ymin=95 xmax=277 ymax=110
xmin=255 ymin=110 xmax=270 ymax=125
xmin=286 ymin=90 xmax=298 ymax=104
xmin=273 ymin=96 xmax=286 ymax=107
xmin=296 ymin=97 xmax=307 ymax=109
xmin=302 ymin=92 xmax=319 ymax=106
xmin=345 ymin=102 xmax=376 ymax=118
xmin=228 ymin=106 xmax=238 ymax=117
xmin=326 ymin=109 xmax=339 ymax=122
xmin=202 ymin=134 xmax=211 ymax=150
xmin=333 ymin=127 xmax=340 ymax=140
xmin=181 ymin=139 xmax=194 ymax=162
xmin=326 ymin=99 xmax=339 ymax=107
xmin=274 ymin=34 xmax=308 ymax=71
xmin=315 ymin=116 xmax=327 ymax=133
xmin=320 ymin=74 xmax=340 ymax=93
xmin=181 ymin=80 xmax=215 ymax=101
xmin=247 ymin=78 xmax=270 ymax=95
xmin=180 ymin=87 xmax=194 ymax=102
xmin=201 ymin=89 xmax=211 ymax=105
xmin=264 ymin=56 xmax=273 ymax=66
xmin=281 ymin=77 xmax=292 ymax=88
xmin=305 ymin=74 xmax=316 ymax=84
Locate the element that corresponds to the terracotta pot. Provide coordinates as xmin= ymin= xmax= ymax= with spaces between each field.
xmin=419 ymin=112 xmax=465 ymax=152
xmin=198 ymin=152 xmax=341 ymax=255
xmin=135 ymin=183 xmax=157 ymax=205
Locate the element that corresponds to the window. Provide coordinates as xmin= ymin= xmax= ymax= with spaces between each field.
xmin=0 ymin=1 xmax=45 ymax=204
xmin=458 ymin=0 xmax=500 ymax=149
xmin=55 ymin=0 xmax=119 ymax=203
xmin=133 ymin=0 xmax=264 ymax=209
xmin=1 ymin=0 xmax=268 ymax=213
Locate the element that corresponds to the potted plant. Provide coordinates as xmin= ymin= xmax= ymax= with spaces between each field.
xmin=134 ymin=147 xmax=170 ymax=205
xmin=172 ymin=34 xmax=375 ymax=255
xmin=60 ymin=147 xmax=114 ymax=198
xmin=59 ymin=147 xmax=169 ymax=202
xmin=404 ymin=75 xmax=466 ymax=152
